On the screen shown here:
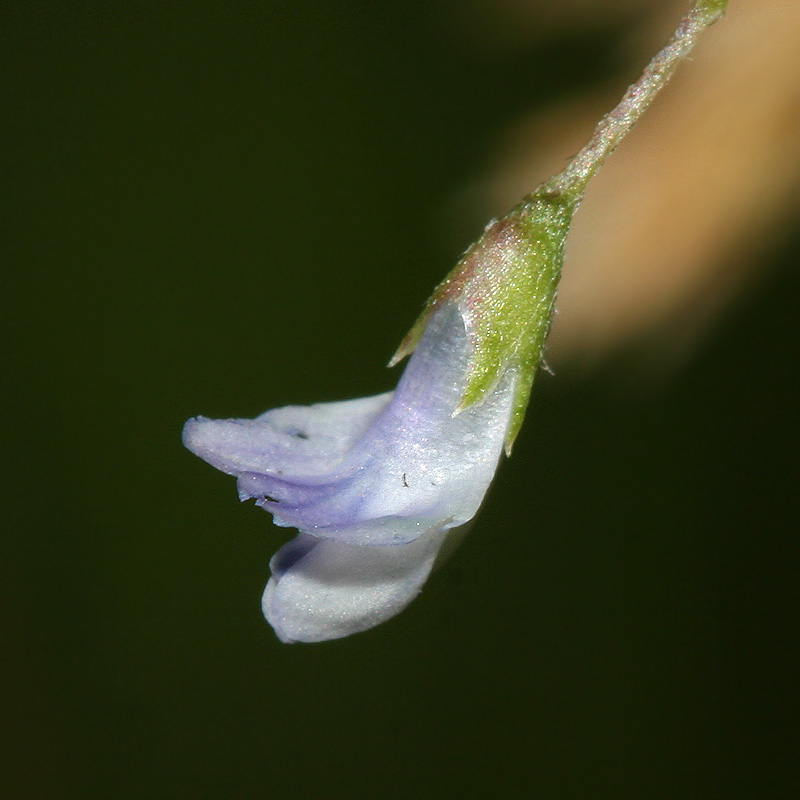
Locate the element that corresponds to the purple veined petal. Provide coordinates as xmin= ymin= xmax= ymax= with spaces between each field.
xmin=262 ymin=524 xmax=451 ymax=643
xmin=184 ymin=304 xmax=515 ymax=544
xmin=246 ymin=304 xmax=517 ymax=544
xmin=237 ymin=470 xmax=341 ymax=511
xmin=182 ymin=392 xmax=393 ymax=481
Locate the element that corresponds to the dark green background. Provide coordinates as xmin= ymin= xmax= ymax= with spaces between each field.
xmin=5 ymin=2 xmax=798 ymax=798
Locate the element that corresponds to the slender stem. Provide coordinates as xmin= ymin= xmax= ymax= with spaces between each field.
xmin=542 ymin=0 xmax=727 ymax=200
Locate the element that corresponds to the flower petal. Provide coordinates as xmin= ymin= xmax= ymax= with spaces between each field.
xmin=181 ymin=392 xmax=392 ymax=480
xmin=262 ymin=525 xmax=450 ymax=643
xmin=257 ymin=304 xmax=517 ymax=544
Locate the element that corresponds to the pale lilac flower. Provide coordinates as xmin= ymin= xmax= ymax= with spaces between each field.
xmin=183 ymin=303 xmax=517 ymax=643
xmin=182 ymin=0 xmax=727 ymax=644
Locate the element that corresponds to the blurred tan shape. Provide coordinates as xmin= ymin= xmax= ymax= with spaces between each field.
xmin=472 ymin=0 xmax=800 ymax=370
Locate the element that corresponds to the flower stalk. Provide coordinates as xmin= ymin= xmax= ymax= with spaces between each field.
xmin=543 ymin=0 xmax=728 ymax=200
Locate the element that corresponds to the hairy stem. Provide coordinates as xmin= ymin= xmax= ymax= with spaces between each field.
xmin=541 ymin=0 xmax=728 ymax=201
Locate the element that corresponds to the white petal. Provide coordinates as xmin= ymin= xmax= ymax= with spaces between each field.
xmin=262 ymin=525 xmax=450 ymax=643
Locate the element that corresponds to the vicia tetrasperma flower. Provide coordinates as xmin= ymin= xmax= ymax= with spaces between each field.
xmin=183 ymin=0 xmax=727 ymax=643
xmin=184 ymin=201 xmax=572 ymax=643
xmin=184 ymin=303 xmax=515 ymax=642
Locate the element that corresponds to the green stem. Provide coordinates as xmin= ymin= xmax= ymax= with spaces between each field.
xmin=541 ymin=0 xmax=728 ymax=201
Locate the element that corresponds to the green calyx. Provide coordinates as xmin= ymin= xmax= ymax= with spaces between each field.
xmin=699 ymin=0 xmax=728 ymax=18
xmin=390 ymin=0 xmax=727 ymax=455
xmin=391 ymin=188 xmax=577 ymax=453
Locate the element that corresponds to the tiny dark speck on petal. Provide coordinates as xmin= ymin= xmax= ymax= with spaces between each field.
xmin=402 ymin=473 xmax=409 ymax=488
xmin=292 ymin=431 xmax=309 ymax=440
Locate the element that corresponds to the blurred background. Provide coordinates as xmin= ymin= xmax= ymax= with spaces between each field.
xmin=5 ymin=1 xmax=799 ymax=797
